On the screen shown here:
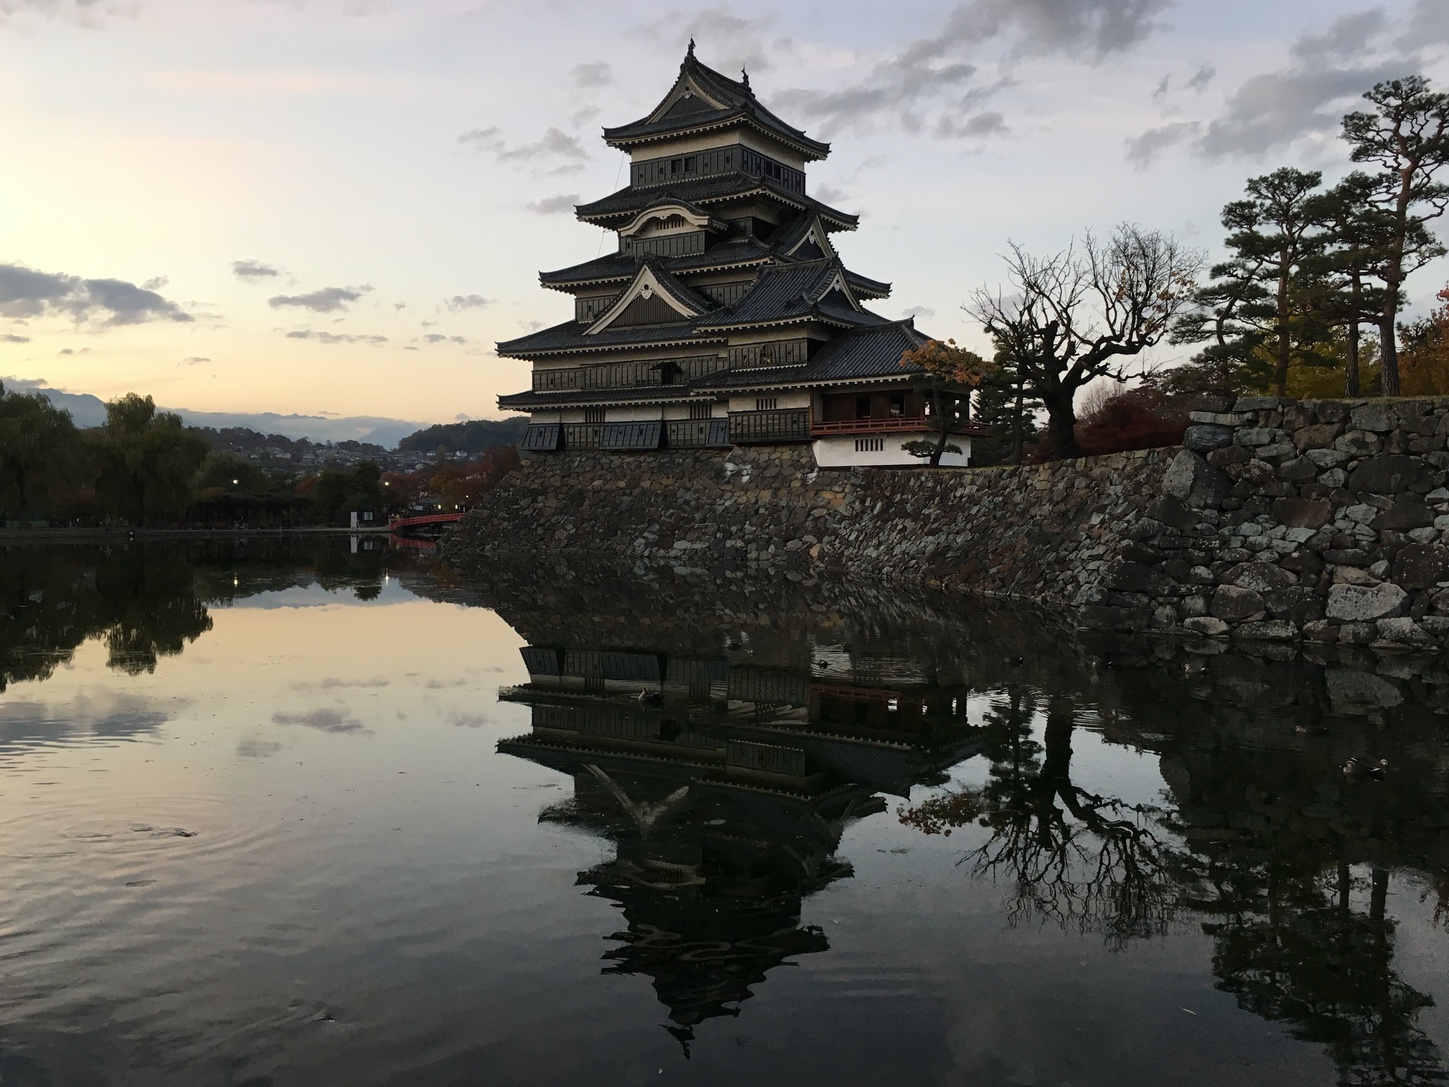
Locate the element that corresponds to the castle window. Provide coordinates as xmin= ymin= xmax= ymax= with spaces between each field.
xmin=755 ymin=397 xmax=778 ymax=411
xmin=584 ymin=407 xmax=606 ymax=424
xmin=689 ymin=402 xmax=713 ymax=420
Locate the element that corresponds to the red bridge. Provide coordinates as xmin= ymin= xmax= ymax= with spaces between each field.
xmin=389 ymin=512 xmax=463 ymax=540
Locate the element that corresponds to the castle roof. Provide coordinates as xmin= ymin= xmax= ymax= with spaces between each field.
xmin=602 ymin=46 xmax=830 ymax=162
xmin=575 ymin=173 xmax=857 ymax=231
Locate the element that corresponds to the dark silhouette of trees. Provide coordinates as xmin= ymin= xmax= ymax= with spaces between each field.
xmin=966 ymin=224 xmax=1201 ymax=460
xmin=0 ymin=382 xmax=86 ymax=524
xmin=93 ymin=394 xmax=209 ymax=526
xmin=1341 ymin=76 xmax=1449 ymax=396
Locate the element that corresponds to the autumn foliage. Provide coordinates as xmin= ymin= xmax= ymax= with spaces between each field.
xmin=1026 ymin=386 xmax=1190 ymax=461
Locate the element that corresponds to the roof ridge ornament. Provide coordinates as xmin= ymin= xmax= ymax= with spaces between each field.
xmin=686 ymin=38 xmax=695 ymax=61
xmin=741 ymin=66 xmax=750 ymax=92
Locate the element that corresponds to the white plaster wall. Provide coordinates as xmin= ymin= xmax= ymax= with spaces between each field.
xmin=607 ymin=405 xmax=666 ymax=422
xmin=812 ymin=433 xmax=971 ymax=468
xmin=728 ymin=391 xmax=810 ymax=412
xmin=530 ymin=410 xmax=563 ymax=424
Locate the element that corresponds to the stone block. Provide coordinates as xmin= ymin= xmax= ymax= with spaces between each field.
xmin=1271 ymin=497 xmax=1332 ymax=529
xmin=1211 ymin=584 xmax=1266 ymax=621
xmin=1278 ymin=456 xmax=1319 ymax=482
xmin=1305 ymin=447 xmax=1351 ymax=468
xmin=1347 ymin=453 xmax=1432 ymax=495
xmin=1337 ymin=431 xmax=1382 ymax=456
xmin=1349 ymin=403 xmax=1397 ymax=432
xmin=1188 ymin=412 xmax=1250 ymax=427
xmin=1184 ymin=616 xmax=1230 ymax=636
xmin=1390 ymin=542 xmax=1449 ymax=589
xmin=1236 ymin=427 xmax=1288 ymax=448
xmin=1333 ymin=566 xmax=1380 ymax=586
xmin=1375 ymin=616 xmax=1432 ymax=646
xmin=1225 ymin=561 xmax=1296 ymax=593
xmin=1235 ymin=620 xmax=1298 ymax=641
xmin=1107 ymin=560 xmax=1176 ymax=596
xmin=1208 ymin=447 xmax=1252 ymax=474
xmin=1235 ymin=396 xmax=1282 ymax=412
xmin=1302 ymin=619 xmax=1337 ymax=643
xmin=1145 ymin=496 xmax=1197 ymax=532
xmin=1265 ymin=585 xmax=1324 ymax=623
xmin=1325 ymin=582 xmax=1409 ymax=621
xmin=1182 ymin=424 xmax=1234 ymax=453
xmin=1293 ymin=422 xmax=1344 ymax=450
xmin=1372 ymin=501 xmax=1434 ymax=531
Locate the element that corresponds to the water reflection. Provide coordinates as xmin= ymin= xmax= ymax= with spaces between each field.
xmin=467 ymin=558 xmax=1449 ymax=1083
xmin=0 ymin=538 xmax=449 ymax=694
xmin=0 ymin=545 xmax=1446 ymax=1083
xmin=498 ymin=640 xmax=985 ymax=1049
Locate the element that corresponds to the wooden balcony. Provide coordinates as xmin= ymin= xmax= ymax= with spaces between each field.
xmin=810 ymin=415 xmax=987 ymax=438
xmin=728 ymin=408 xmax=811 ymax=444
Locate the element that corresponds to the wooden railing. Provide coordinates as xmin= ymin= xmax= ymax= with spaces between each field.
xmin=728 ymin=408 xmax=811 ymax=444
xmin=810 ymin=416 xmax=988 ymax=437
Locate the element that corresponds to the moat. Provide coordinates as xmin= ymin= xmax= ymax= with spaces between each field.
xmin=2 ymin=537 xmax=1448 ymax=1086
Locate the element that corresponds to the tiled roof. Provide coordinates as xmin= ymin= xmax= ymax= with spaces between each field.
xmin=800 ymin=320 xmax=930 ymax=382
xmin=576 ymin=173 xmax=858 ymax=231
xmin=687 ymin=364 xmax=809 ymax=390
xmin=539 ymin=236 xmax=773 ymax=288
xmin=694 ymin=259 xmax=886 ymax=331
xmin=685 ymin=322 xmax=928 ymax=392
xmin=602 ymin=52 xmax=830 ymax=161
xmin=496 ymin=318 xmax=724 ymax=358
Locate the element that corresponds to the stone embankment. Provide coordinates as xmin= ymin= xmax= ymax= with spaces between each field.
xmin=447 ymin=396 xmax=1449 ymax=650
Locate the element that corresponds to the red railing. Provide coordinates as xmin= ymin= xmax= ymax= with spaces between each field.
xmin=389 ymin=512 xmax=463 ymax=538
xmin=809 ymin=416 xmax=987 ymax=437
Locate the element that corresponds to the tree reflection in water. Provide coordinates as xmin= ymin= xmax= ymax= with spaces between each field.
xmin=899 ymin=689 xmax=1177 ymax=948
xmin=899 ymin=681 xmax=1449 ymax=1085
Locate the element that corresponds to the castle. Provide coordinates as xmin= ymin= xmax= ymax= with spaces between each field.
xmin=497 ymin=44 xmax=980 ymax=467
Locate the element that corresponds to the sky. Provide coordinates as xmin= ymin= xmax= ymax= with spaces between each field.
xmin=2 ymin=0 xmax=1448 ymax=428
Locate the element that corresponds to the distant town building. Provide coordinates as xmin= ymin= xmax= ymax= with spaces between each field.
xmin=497 ymin=44 xmax=980 ymax=467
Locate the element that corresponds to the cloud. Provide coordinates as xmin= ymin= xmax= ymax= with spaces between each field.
xmin=1400 ymin=0 xmax=1449 ymax=46
xmin=0 ymin=263 xmax=191 ymax=326
xmin=572 ymin=61 xmax=611 ymax=87
xmin=1197 ymin=64 xmax=1399 ymax=159
xmin=570 ymin=106 xmax=601 ymax=129
xmin=1126 ymin=11 xmax=1406 ymax=163
xmin=2 ymin=333 xmax=29 ymax=343
xmin=237 ymin=738 xmax=283 ymax=758
xmin=423 ymin=334 xmax=466 ymax=345
xmin=142 ymin=275 xmax=168 ymax=291
xmin=447 ymin=711 xmax=490 ymax=728
xmin=936 ymin=110 xmax=1008 ymax=138
xmin=181 ymin=355 xmax=210 ymax=365
xmin=903 ymin=305 xmax=936 ymax=319
xmin=272 ymin=707 xmax=369 ymax=734
xmin=777 ymin=0 xmax=1168 ymax=135
xmin=525 ymin=193 xmax=580 ymax=215
xmin=1185 ymin=63 xmax=1215 ymax=92
xmin=813 ymin=184 xmax=850 ymax=205
xmin=459 ymin=126 xmax=587 ymax=163
xmin=284 ymin=329 xmax=388 ymax=345
xmin=632 ymin=9 xmax=781 ymax=74
xmin=268 ymin=285 xmax=370 ymax=313
xmin=312 ymin=677 xmax=389 ymax=689
xmin=1125 ymin=119 xmax=1200 ymax=166
xmin=445 ymin=293 xmax=490 ymax=310
xmin=232 ymin=259 xmax=280 ymax=281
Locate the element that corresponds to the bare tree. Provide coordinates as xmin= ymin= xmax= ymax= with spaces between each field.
xmin=965 ymin=224 xmax=1202 ymax=460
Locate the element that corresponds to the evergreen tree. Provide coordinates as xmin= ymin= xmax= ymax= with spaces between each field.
xmin=1340 ymin=76 xmax=1449 ymax=396
xmin=970 ymin=349 xmax=1042 ymax=465
xmin=92 ymin=394 xmax=209 ymax=526
xmin=1172 ymin=168 xmax=1331 ymax=398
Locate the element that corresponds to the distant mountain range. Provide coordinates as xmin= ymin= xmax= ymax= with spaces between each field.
xmin=3 ymin=377 xmax=429 ymax=449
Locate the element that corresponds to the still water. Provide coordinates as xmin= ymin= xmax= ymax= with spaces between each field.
xmin=1 ymin=538 xmax=1447 ymax=1086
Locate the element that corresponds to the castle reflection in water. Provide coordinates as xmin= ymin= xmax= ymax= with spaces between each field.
xmin=480 ymin=559 xmax=1449 ymax=1078
xmin=497 ymin=629 xmax=988 ymax=1043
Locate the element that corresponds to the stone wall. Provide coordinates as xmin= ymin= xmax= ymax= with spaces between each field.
xmin=447 ymin=395 xmax=1449 ymax=650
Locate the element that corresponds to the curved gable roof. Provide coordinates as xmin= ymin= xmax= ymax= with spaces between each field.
xmin=602 ymin=48 xmax=830 ymax=161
